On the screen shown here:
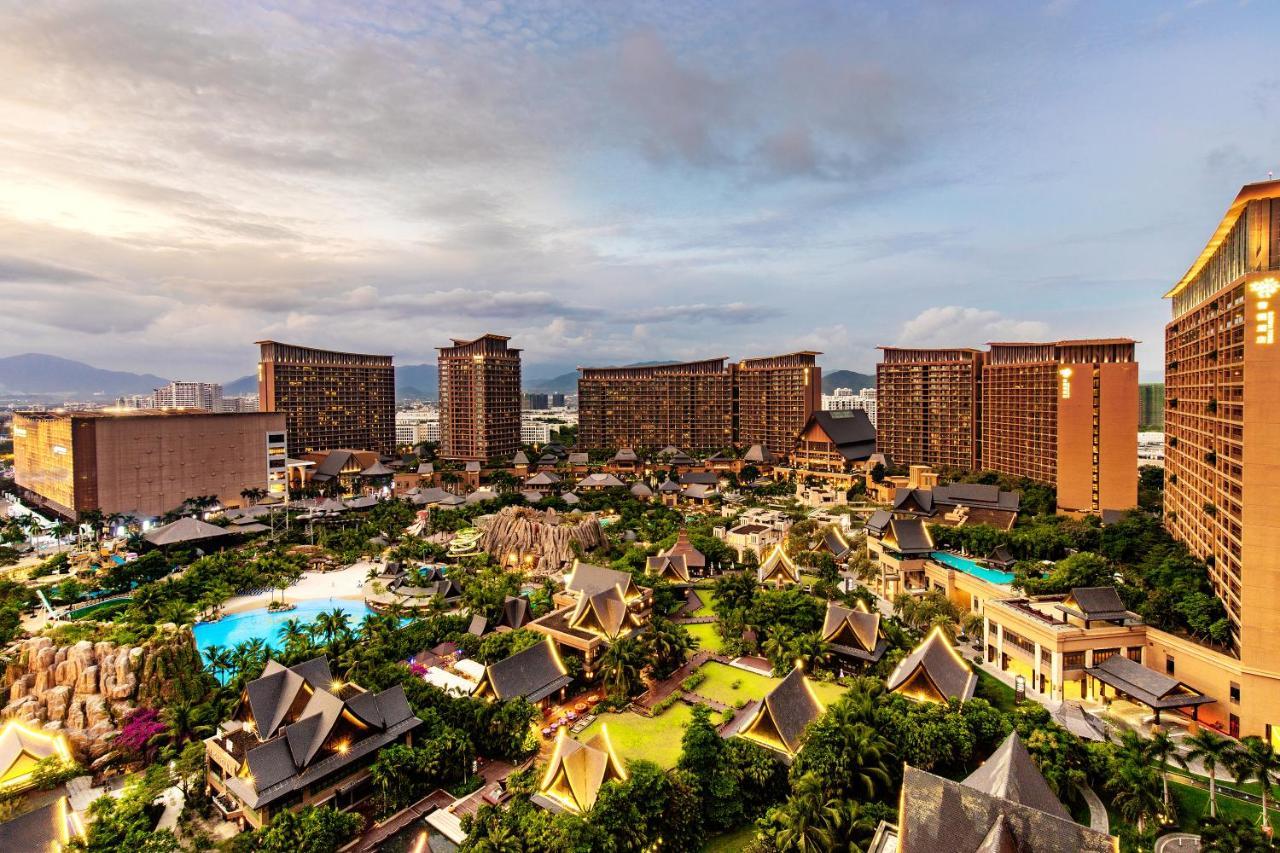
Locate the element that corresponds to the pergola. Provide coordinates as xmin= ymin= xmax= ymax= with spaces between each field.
xmin=1084 ymin=654 xmax=1215 ymax=724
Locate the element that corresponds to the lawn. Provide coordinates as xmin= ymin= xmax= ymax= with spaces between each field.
xmin=573 ymin=702 xmax=697 ymax=769
xmin=694 ymin=661 xmax=846 ymax=708
xmin=690 ymin=590 xmax=717 ymax=617
xmin=973 ymin=669 xmax=1018 ymax=714
xmin=684 ymin=622 xmax=724 ymax=654
xmin=1168 ymin=780 xmax=1280 ymax=832
xmin=704 ymin=825 xmax=758 ymax=852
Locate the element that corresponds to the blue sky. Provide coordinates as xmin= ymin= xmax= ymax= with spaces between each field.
xmin=0 ymin=0 xmax=1276 ymax=381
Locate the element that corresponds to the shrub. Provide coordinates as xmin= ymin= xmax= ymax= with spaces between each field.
xmin=680 ymin=671 xmax=707 ymax=692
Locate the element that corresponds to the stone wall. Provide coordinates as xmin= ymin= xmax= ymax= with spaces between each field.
xmin=1 ymin=625 xmax=204 ymax=761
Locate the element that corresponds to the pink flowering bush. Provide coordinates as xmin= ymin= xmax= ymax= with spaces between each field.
xmin=117 ymin=707 xmax=167 ymax=755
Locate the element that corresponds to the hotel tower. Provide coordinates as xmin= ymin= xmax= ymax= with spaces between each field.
xmin=437 ymin=334 xmax=522 ymax=462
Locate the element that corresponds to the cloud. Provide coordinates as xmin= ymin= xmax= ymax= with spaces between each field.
xmin=0 ymin=256 xmax=99 ymax=284
xmin=629 ymin=302 xmax=774 ymax=324
xmin=897 ymin=307 xmax=1051 ymax=348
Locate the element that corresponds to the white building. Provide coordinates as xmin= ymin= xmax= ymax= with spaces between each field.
xmin=822 ymin=387 xmax=877 ymax=427
xmin=396 ymin=408 xmax=440 ymax=446
xmin=1138 ymin=431 xmax=1164 ymax=468
xmin=153 ymin=381 xmax=224 ymax=411
xmin=521 ymin=419 xmax=552 ymax=444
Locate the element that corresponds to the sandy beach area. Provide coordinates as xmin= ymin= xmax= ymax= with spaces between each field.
xmin=218 ymin=561 xmax=376 ymax=616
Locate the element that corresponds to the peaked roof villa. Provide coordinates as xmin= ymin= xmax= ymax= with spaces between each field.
xmin=0 ymin=720 xmax=72 ymax=794
xmin=886 ymin=627 xmax=978 ymax=704
xmin=532 ymin=728 xmax=627 ymax=814
xmin=646 ymin=554 xmax=690 ymax=584
xmin=757 ymin=544 xmax=802 ymax=587
xmin=729 ymin=667 xmax=825 ymax=762
xmin=821 ymin=601 xmax=887 ymax=664
xmin=474 ymin=638 xmax=573 ymax=706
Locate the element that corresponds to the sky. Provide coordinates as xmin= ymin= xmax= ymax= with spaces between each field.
xmin=1 ymin=0 xmax=1277 ymax=383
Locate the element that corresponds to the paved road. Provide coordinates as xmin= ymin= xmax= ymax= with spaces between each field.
xmin=1154 ymin=833 xmax=1200 ymax=852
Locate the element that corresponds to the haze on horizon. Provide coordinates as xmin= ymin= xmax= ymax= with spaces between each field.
xmin=1 ymin=0 xmax=1277 ymax=382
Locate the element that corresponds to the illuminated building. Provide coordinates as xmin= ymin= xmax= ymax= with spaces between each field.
xmin=982 ymin=340 xmax=1138 ymax=515
xmin=756 ymin=543 xmax=801 ymax=587
xmin=257 ymin=341 xmax=395 ymax=455
xmin=729 ymin=667 xmax=824 ymax=763
xmin=821 ymin=600 xmax=887 ymax=669
xmin=437 ymin=334 xmax=522 ymax=462
xmin=473 ymin=638 xmax=572 ymax=711
xmin=885 ymin=626 xmax=977 ymax=704
xmin=0 ymin=719 xmax=72 ymax=793
xmin=1162 ymin=179 xmax=1280 ymax=740
xmin=532 ymin=728 xmax=627 ymax=814
xmin=528 ymin=562 xmax=652 ymax=679
xmin=12 ymin=409 xmax=287 ymax=520
xmin=876 ymin=348 xmax=985 ymax=470
xmin=204 ymin=657 xmax=421 ymax=830
xmin=576 ymin=352 xmax=820 ymax=456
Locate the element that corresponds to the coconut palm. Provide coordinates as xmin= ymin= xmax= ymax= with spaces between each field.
xmin=203 ymin=644 xmax=232 ymax=683
xmin=1229 ymin=736 xmax=1280 ymax=834
xmin=1107 ymin=749 xmax=1164 ymax=834
xmin=642 ymin=618 xmax=693 ymax=679
xmin=164 ymin=701 xmax=211 ymax=746
xmin=1145 ymin=728 xmax=1180 ymax=815
xmin=770 ymin=772 xmax=842 ymax=853
xmin=280 ymin=617 xmax=310 ymax=654
xmin=598 ymin=637 xmax=647 ymax=699
xmin=1178 ymin=728 xmax=1239 ymax=817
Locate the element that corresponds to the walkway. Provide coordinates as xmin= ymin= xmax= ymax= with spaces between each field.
xmin=633 ymin=650 xmax=720 ymax=713
xmin=681 ymin=691 xmax=730 ymax=713
xmin=1079 ymin=784 xmax=1109 ymax=834
xmin=672 ymin=615 xmax=717 ymax=625
xmin=1154 ymin=834 xmax=1200 ymax=852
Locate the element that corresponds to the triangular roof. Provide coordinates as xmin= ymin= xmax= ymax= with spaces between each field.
xmin=525 ymin=471 xmax=561 ymax=486
xmin=758 ymin=544 xmax=801 ymax=586
xmin=742 ymin=444 xmax=776 ymax=464
xmin=1060 ymin=587 xmax=1129 ymax=622
xmin=143 ymin=516 xmax=232 ymax=546
xmin=359 ymin=460 xmax=395 ymax=477
xmin=512 ymin=451 xmax=530 ymax=465
xmin=657 ymin=478 xmax=681 ymax=492
xmin=662 ymin=530 xmax=706 ymax=568
xmin=499 ymin=595 xmax=530 ymax=629
xmin=579 ymin=473 xmax=626 ymax=488
xmin=565 ymin=561 xmax=639 ymax=599
xmin=886 ymin=627 xmax=977 ymax=703
xmin=885 ymin=517 xmax=934 ymax=554
xmin=865 ymin=508 xmax=893 ymax=536
xmin=569 ymin=585 xmax=635 ymax=639
xmin=0 ymin=721 xmax=71 ymax=791
xmin=561 ymin=491 xmax=580 ymax=504
xmin=820 ymin=527 xmax=852 ymax=560
xmin=736 ymin=667 xmax=824 ymax=756
xmin=611 ymin=448 xmax=639 ymax=463
xmin=821 ymin=601 xmax=883 ymax=655
xmin=646 ymin=554 xmax=690 ymax=584
xmin=535 ymin=728 xmax=627 ymax=813
xmin=803 ymin=410 xmax=876 ymax=461
xmin=962 ymin=732 xmax=1070 ymax=820
xmin=476 ymin=638 xmax=572 ymax=703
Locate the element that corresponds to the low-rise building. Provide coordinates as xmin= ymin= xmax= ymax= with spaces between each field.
xmin=886 ymin=627 xmax=977 ymax=704
xmin=529 ymin=562 xmax=652 ymax=679
xmin=532 ymin=728 xmax=626 ymax=814
xmin=865 ymin=511 xmax=934 ymax=597
xmin=787 ymin=410 xmax=877 ymax=486
xmin=892 ymin=482 xmax=1021 ymax=531
xmin=726 ymin=667 xmax=824 ymax=764
xmin=474 ymin=638 xmax=573 ymax=711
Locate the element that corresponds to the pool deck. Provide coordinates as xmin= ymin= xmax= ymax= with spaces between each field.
xmin=217 ymin=561 xmax=375 ymax=615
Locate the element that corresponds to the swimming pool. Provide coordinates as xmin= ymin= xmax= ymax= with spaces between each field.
xmin=930 ymin=551 xmax=1016 ymax=585
xmin=193 ymin=598 xmax=374 ymax=659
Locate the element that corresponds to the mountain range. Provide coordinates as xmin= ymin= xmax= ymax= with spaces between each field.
xmin=1 ymin=353 xmax=875 ymax=401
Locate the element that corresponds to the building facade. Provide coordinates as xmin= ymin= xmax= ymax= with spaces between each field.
xmin=732 ymin=352 xmax=821 ymax=456
xmin=823 ymin=387 xmax=878 ymax=426
xmin=1139 ymin=382 xmax=1165 ymax=431
xmin=12 ymin=410 xmax=287 ymax=519
xmin=257 ymin=341 xmax=395 ymax=455
xmin=437 ymin=334 xmax=522 ymax=462
xmin=982 ymin=340 xmax=1138 ymax=515
xmin=152 ymin=381 xmax=224 ymax=412
xmin=876 ymin=348 xmax=984 ymax=470
xmin=1164 ymin=180 xmax=1280 ymax=697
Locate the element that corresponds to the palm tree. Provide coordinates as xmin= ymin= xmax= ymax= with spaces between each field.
xmin=1229 ymin=736 xmax=1280 ymax=834
xmin=1107 ymin=757 xmax=1164 ymax=834
xmin=1179 ymin=728 xmax=1239 ymax=818
xmin=642 ymin=618 xmax=693 ymax=678
xmin=203 ymin=644 xmax=232 ymax=683
xmin=280 ymin=618 xmax=309 ymax=654
xmin=1145 ymin=728 xmax=1179 ymax=815
xmin=771 ymin=772 xmax=842 ymax=853
xmin=598 ymin=637 xmax=646 ymax=699
xmin=164 ymin=701 xmax=210 ymax=745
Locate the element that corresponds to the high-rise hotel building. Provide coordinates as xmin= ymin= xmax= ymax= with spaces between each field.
xmin=576 ymin=352 xmax=820 ymax=455
xmin=257 ymin=341 xmax=396 ymax=455
xmin=437 ymin=334 xmax=522 ymax=462
xmin=876 ymin=348 xmax=985 ymax=470
xmin=1164 ymin=180 xmax=1280 ymax=660
xmin=982 ymin=340 xmax=1137 ymax=515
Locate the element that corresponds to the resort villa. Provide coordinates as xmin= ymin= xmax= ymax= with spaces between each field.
xmin=528 ymin=562 xmax=652 ymax=680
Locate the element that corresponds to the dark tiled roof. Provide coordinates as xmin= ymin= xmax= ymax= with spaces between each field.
xmin=808 ymin=410 xmax=877 ymax=461
xmin=646 ymin=554 xmax=690 ymax=584
xmin=897 ymin=766 xmax=1114 ymax=853
xmin=887 ymin=630 xmax=976 ymax=702
xmin=821 ymin=602 xmax=882 ymax=654
xmin=894 ymin=488 xmax=935 ymax=514
xmin=143 ymin=516 xmax=233 ymax=546
xmin=664 ymin=530 xmax=706 ymax=568
xmin=499 ymin=596 xmax=530 ymax=629
xmin=743 ymin=443 xmax=776 ymax=463
xmin=630 ymin=481 xmax=653 ymax=497
xmin=0 ymin=797 xmax=77 ymax=852
xmin=512 ymin=451 xmax=529 ymax=465
xmin=480 ymin=640 xmax=572 ymax=702
xmin=680 ymin=471 xmax=719 ymax=486
xmin=1085 ymin=655 xmax=1214 ymax=709
xmin=468 ymin=615 xmax=488 ymax=636
xmin=569 ymin=586 xmax=633 ymax=638
xmin=561 ymin=491 xmax=580 ymax=504
xmin=933 ymin=483 xmax=1021 ymax=513
xmin=566 ymin=562 xmax=636 ymax=597
xmin=360 ymin=460 xmax=395 ymax=476
xmin=961 ymin=732 xmax=1069 ymax=820
xmin=1064 ymin=587 xmax=1128 ymax=621
xmin=579 ymin=473 xmax=626 ymax=488
xmin=865 ymin=509 xmax=892 ymax=536
xmin=988 ymin=545 xmax=1015 ymax=565
xmin=612 ymin=448 xmax=639 ymax=462
xmin=821 ymin=528 xmax=852 ymax=559
xmin=568 ymin=453 xmax=589 ymax=465
xmin=741 ymin=667 xmax=823 ymax=755
xmin=658 ymin=479 xmax=681 ymax=492
xmin=525 ymin=471 xmax=561 ymax=486
xmin=889 ymin=517 xmax=933 ymax=554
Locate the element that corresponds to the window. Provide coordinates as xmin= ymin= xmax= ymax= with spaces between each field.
xmin=1166 ymin=656 xmax=1176 ymax=676
xmin=268 ymin=433 xmax=286 ymax=444
xmin=1230 ymin=682 xmax=1241 ymax=703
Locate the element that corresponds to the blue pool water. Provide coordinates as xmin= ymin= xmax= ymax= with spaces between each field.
xmin=193 ymin=599 xmax=374 ymax=658
xmin=930 ymin=551 xmax=1016 ymax=585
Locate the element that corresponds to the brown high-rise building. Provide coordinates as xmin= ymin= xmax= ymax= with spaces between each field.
xmin=733 ymin=352 xmax=822 ymax=456
xmin=12 ymin=410 xmax=288 ymax=520
xmin=257 ymin=341 xmax=395 ymax=455
xmin=876 ymin=348 xmax=984 ymax=469
xmin=577 ymin=358 xmax=733 ymax=452
xmin=982 ymin=340 xmax=1137 ymax=515
xmin=437 ymin=334 xmax=522 ymax=462
xmin=1165 ymin=180 xmax=1280 ymax=662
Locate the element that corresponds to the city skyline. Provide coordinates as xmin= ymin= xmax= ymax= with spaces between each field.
xmin=2 ymin=2 xmax=1278 ymax=380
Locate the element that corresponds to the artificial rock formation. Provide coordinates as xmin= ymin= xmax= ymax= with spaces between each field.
xmin=479 ymin=506 xmax=607 ymax=572
xmin=1 ymin=624 xmax=205 ymax=761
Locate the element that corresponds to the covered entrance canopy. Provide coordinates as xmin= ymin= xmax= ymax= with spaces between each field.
xmin=1084 ymin=654 xmax=1215 ymax=723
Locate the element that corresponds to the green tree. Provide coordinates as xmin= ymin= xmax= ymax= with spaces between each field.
xmin=1179 ymin=728 xmax=1239 ymax=818
xmin=1229 ymin=736 xmax=1280 ymax=835
xmin=642 ymin=618 xmax=693 ymax=680
xmin=598 ymin=636 xmax=647 ymax=700
xmin=678 ymin=704 xmax=743 ymax=831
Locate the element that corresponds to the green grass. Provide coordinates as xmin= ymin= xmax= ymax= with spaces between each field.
xmin=684 ymin=622 xmax=724 ymax=654
xmin=690 ymin=591 xmax=717 ymax=618
xmin=974 ymin=669 xmax=1018 ymax=714
xmin=68 ymin=599 xmax=129 ymax=621
xmin=693 ymin=661 xmax=846 ymax=708
xmin=1168 ymin=780 xmax=1280 ymax=832
xmin=573 ymin=703 xmax=697 ymax=769
xmin=704 ymin=825 xmax=758 ymax=852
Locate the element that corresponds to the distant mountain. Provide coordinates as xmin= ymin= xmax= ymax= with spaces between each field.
xmin=223 ymin=374 xmax=258 ymax=396
xmin=0 ymin=353 xmax=170 ymax=398
xmin=525 ymin=371 xmax=578 ymax=394
xmin=396 ymin=364 xmax=438 ymax=399
xmin=822 ymin=370 xmax=874 ymax=394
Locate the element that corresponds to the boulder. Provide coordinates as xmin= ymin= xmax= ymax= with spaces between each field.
xmin=65 ymin=697 xmax=86 ymax=731
xmin=75 ymin=665 xmax=99 ymax=696
xmin=45 ymin=685 xmax=72 ymax=722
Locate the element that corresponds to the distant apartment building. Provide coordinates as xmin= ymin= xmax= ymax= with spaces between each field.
xmin=12 ymin=410 xmax=287 ymax=519
xmin=395 ymin=408 xmax=438 ymax=446
xmin=437 ymin=334 xmax=522 ymax=462
xmin=577 ymin=352 xmax=819 ymax=455
xmin=524 ymin=393 xmax=550 ymax=410
xmin=982 ymin=340 xmax=1137 ymax=515
xmin=1164 ymin=179 xmax=1280 ymax=666
xmin=552 ymin=392 xmax=566 ymax=407
xmin=876 ymin=348 xmax=985 ymax=470
xmin=153 ymin=381 xmax=224 ymax=412
xmin=823 ymin=387 xmax=878 ymax=427
xmin=733 ymin=352 xmax=822 ymax=456
xmin=522 ymin=418 xmax=552 ymax=444
xmin=257 ymin=341 xmax=395 ymax=455
xmin=1139 ymin=382 xmax=1165 ymax=430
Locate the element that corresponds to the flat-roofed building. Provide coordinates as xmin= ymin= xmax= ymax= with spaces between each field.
xmin=257 ymin=341 xmax=394 ymax=455
xmin=732 ymin=352 xmax=821 ymax=457
xmin=437 ymin=334 xmax=522 ymax=462
xmin=12 ymin=409 xmax=287 ymax=520
xmin=983 ymin=340 xmax=1138 ymax=515
xmin=577 ymin=358 xmax=733 ymax=452
xmin=1162 ymin=179 xmax=1280 ymax=741
xmin=876 ymin=347 xmax=984 ymax=470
